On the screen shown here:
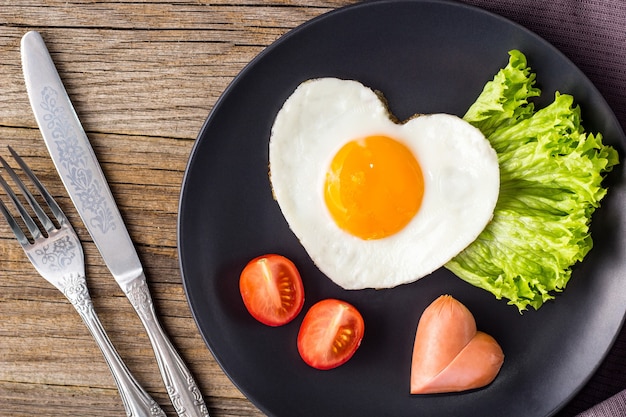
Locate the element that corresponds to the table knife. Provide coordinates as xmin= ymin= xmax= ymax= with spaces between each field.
xmin=21 ymin=30 xmax=209 ymax=417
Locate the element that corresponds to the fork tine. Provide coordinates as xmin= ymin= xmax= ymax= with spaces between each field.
xmin=0 ymin=150 xmax=55 ymax=233
xmin=0 ymin=166 xmax=42 ymax=241
xmin=0 ymin=197 xmax=30 ymax=246
xmin=7 ymin=146 xmax=67 ymax=228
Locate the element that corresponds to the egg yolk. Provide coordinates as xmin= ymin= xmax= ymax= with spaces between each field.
xmin=324 ymin=135 xmax=424 ymax=240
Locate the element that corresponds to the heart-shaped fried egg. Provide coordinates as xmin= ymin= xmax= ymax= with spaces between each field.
xmin=269 ymin=78 xmax=499 ymax=289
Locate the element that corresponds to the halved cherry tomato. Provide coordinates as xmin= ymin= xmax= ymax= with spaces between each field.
xmin=239 ymin=254 xmax=304 ymax=326
xmin=297 ymin=299 xmax=365 ymax=370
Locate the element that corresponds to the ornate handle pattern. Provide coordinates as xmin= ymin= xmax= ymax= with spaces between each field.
xmin=126 ymin=275 xmax=209 ymax=417
xmin=61 ymin=273 xmax=166 ymax=417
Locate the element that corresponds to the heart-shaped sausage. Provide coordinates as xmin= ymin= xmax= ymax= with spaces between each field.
xmin=410 ymin=295 xmax=504 ymax=394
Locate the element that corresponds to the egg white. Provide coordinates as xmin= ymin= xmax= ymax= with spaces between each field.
xmin=269 ymin=78 xmax=499 ymax=290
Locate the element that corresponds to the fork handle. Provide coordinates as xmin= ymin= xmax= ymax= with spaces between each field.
xmin=124 ymin=274 xmax=209 ymax=417
xmin=62 ymin=273 xmax=166 ymax=417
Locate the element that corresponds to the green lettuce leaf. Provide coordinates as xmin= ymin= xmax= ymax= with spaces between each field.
xmin=445 ymin=50 xmax=619 ymax=312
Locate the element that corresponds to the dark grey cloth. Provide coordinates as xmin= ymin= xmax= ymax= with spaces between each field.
xmin=457 ymin=1 xmax=626 ymax=416
xmin=577 ymin=390 xmax=626 ymax=417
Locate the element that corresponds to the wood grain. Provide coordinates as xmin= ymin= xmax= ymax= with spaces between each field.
xmin=0 ymin=1 xmax=353 ymax=416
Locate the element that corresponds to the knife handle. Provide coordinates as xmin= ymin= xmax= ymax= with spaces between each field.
xmin=66 ymin=275 xmax=166 ymax=417
xmin=125 ymin=275 xmax=209 ymax=417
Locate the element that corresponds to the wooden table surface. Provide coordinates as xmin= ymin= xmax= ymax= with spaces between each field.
xmin=1 ymin=1 xmax=624 ymax=417
xmin=0 ymin=1 xmax=351 ymax=416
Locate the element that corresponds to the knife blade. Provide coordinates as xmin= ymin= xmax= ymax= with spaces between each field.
xmin=21 ymin=30 xmax=209 ymax=417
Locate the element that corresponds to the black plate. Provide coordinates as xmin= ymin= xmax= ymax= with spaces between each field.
xmin=178 ymin=1 xmax=626 ymax=416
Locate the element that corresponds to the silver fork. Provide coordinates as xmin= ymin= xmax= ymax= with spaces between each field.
xmin=0 ymin=146 xmax=166 ymax=417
